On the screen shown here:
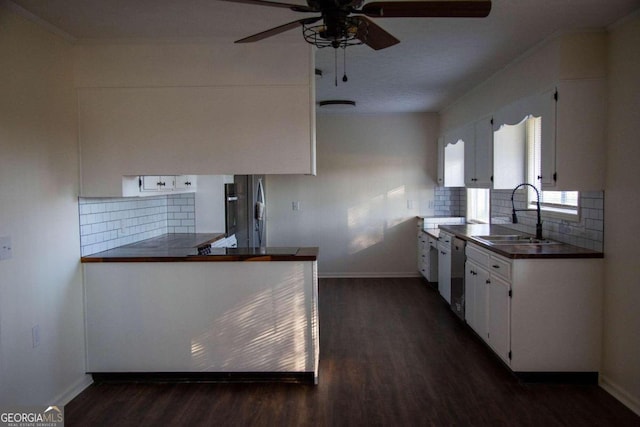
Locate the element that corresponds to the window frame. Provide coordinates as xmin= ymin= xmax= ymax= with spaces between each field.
xmin=466 ymin=188 xmax=490 ymax=224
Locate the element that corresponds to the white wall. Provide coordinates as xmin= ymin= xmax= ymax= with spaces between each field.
xmin=0 ymin=7 xmax=90 ymax=404
xmin=440 ymin=32 xmax=607 ymax=132
xmin=267 ymin=113 xmax=438 ymax=277
xmin=600 ymin=11 xmax=640 ymax=415
xmin=195 ymin=175 xmax=234 ymax=233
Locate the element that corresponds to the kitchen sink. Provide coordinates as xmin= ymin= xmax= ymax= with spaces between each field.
xmin=473 ymin=235 xmax=562 ymax=245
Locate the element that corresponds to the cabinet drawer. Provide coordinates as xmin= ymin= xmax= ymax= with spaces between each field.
xmin=489 ymin=254 xmax=512 ymax=281
xmin=466 ymin=243 xmax=490 ymax=266
xmin=439 ymin=232 xmax=453 ymax=244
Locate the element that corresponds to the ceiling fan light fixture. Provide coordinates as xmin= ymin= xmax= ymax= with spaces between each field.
xmin=319 ymin=100 xmax=357 ymax=108
xmin=302 ymin=19 xmax=366 ymax=49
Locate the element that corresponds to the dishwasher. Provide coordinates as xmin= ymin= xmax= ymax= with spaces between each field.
xmin=450 ymin=237 xmax=466 ymax=321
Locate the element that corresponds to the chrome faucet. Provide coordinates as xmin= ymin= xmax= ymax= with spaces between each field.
xmin=511 ymin=183 xmax=543 ymax=239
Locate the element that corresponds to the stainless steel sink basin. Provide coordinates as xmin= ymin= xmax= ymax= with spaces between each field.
xmin=473 ymin=235 xmax=562 ymax=245
xmin=475 ymin=235 xmax=524 ymax=241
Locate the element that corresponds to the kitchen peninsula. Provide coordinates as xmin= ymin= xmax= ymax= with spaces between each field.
xmin=81 ymin=234 xmax=319 ymax=383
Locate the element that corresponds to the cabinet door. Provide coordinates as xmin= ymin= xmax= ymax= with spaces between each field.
xmin=436 ymin=136 xmax=445 ymax=186
xmin=539 ymin=88 xmax=557 ymax=188
xmin=551 ymin=79 xmax=606 ymax=190
xmin=175 ymin=175 xmax=196 ymax=191
xmin=465 ymin=260 xmax=479 ymax=329
xmin=141 ymin=175 xmax=162 ymax=191
xmin=443 ymin=127 xmax=467 ymax=187
xmin=492 ymin=119 xmax=526 ymax=189
xmin=488 ymin=275 xmax=511 ymax=364
xmin=438 ymin=246 xmax=451 ymax=303
xmin=142 ymin=175 xmax=175 ymax=191
xmin=465 ymin=117 xmax=493 ymax=188
xmin=475 ymin=268 xmax=491 ymax=342
xmin=418 ymin=234 xmax=428 ymax=276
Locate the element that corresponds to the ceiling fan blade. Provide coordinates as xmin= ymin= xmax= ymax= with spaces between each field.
xmin=235 ymin=17 xmax=321 ymax=43
xmin=360 ymin=1 xmax=492 ymax=18
xmin=354 ymin=16 xmax=399 ymax=50
xmin=219 ymin=0 xmax=317 ymax=13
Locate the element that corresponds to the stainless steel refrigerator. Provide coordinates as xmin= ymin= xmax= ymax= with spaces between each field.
xmin=233 ymin=175 xmax=266 ymax=248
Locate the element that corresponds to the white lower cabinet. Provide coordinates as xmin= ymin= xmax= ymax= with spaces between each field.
xmin=417 ymin=231 xmax=439 ymax=282
xmin=487 ymin=274 xmax=511 ymax=363
xmin=417 ymin=232 xmax=428 ymax=278
xmin=465 ymin=259 xmax=489 ymax=340
xmin=465 ymin=255 xmax=508 ymax=363
xmin=437 ymin=232 xmax=453 ymax=303
xmin=465 ymin=242 xmax=602 ymax=374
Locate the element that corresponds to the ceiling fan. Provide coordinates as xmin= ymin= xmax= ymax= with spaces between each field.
xmin=221 ymin=0 xmax=492 ymax=50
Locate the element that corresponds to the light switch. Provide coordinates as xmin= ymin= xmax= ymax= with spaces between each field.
xmin=0 ymin=236 xmax=12 ymax=260
xmin=292 ymin=201 xmax=301 ymax=211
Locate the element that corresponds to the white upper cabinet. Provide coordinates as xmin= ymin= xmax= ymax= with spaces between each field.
xmin=141 ymin=175 xmax=175 ymax=192
xmin=439 ymin=118 xmax=492 ymax=188
xmin=490 ymin=80 xmax=605 ymax=191
xmin=441 ymin=125 xmax=471 ymax=187
xmin=75 ymin=41 xmax=315 ymax=197
xmin=174 ymin=175 xmax=197 ymax=191
xmin=493 ymin=118 xmax=526 ymax=190
xmin=548 ymin=79 xmax=606 ymax=191
xmin=436 ymin=136 xmax=445 ymax=186
xmin=465 ymin=116 xmax=493 ymax=188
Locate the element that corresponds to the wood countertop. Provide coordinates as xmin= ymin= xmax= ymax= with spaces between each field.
xmin=81 ymin=233 xmax=319 ymax=263
xmin=438 ymin=224 xmax=603 ymax=259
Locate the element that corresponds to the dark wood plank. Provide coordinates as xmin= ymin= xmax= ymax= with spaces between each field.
xmin=65 ymin=278 xmax=639 ymax=426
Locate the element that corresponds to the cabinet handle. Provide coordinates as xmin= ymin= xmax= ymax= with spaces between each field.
xmin=486 ymin=279 xmax=491 ymax=284
xmin=158 ymin=181 xmax=166 ymax=187
xmin=492 ymin=265 xmax=500 ymax=269
xmin=440 ymin=251 xmax=446 ymax=255
xmin=537 ymin=175 xmax=542 ymax=180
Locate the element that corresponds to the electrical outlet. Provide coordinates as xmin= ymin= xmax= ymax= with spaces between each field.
xmin=32 ymin=325 xmax=40 ymax=348
xmin=407 ymin=200 xmax=414 ymax=210
xmin=428 ymin=200 xmax=435 ymax=209
xmin=0 ymin=236 xmax=11 ymax=260
xmin=292 ymin=201 xmax=301 ymax=211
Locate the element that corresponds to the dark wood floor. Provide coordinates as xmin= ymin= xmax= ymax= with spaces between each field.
xmin=66 ymin=278 xmax=639 ymax=426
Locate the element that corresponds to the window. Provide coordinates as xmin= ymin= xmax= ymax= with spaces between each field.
xmin=467 ymin=188 xmax=490 ymax=224
xmin=526 ymin=116 xmax=579 ymax=219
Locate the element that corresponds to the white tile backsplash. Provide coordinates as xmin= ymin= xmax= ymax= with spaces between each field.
xmin=491 ymin=190 xmax=604 ymax=251
xmin=434 ymin=187 xmax=466 ymax=216
xmin=79 ymin=193 xmax=196 ymax=256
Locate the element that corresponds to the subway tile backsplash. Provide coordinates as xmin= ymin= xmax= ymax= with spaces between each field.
xmin=434 ymin=187 xmax=467 ymax=217
xmin=491 ymin=190 xmax=604 ymax=251
xmin=79 ymin=193 xmax=195 ymax=256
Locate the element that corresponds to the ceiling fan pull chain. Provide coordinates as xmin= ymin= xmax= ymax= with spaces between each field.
xmin=334 ymin=47 xmax=338 ymax=87
xmin=342 ymin=46 xmax=348 ymax=83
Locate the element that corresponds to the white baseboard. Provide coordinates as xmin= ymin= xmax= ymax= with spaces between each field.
xmin=318 ymin=272 xmax=422 ymax=279
xmin=600 ymin=374 xmax=640 ymax=416
xmin=53 ymin=374 xmax=93 ymax=406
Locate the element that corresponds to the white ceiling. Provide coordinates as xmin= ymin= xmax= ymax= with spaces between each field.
xmin=7 ymin=0 xmax=639 ymax=113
